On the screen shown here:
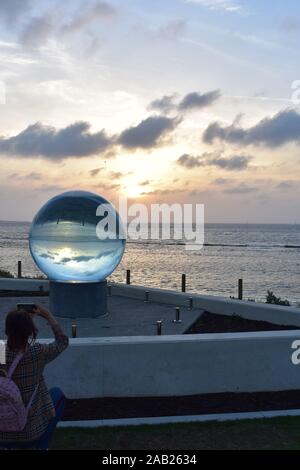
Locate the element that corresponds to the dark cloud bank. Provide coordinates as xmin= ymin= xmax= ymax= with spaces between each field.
xmin=0 ymin=115 xmax=179 ymax=160
xmin=2 ymin=103 xmax=300 ymax=163
xmin=179 ymin=90 xmax=221 ymax=111
xmin=0 ymin=122 xmax=111 ymax=160
xmin=203 ymin=109 xmax=300 ymax=148
xmin=149 ymin=89 xmax=221 ymax=113
xmin=177 ymin=153 xmax=251 ymax=170
xmin=118 ymin=116 xmax=178 ymax=149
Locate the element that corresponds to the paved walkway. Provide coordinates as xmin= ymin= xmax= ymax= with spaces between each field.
xmin=0 ymin=295 xmax=203 ymax=338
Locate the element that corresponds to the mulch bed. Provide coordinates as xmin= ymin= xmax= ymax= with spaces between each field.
xmin=185 ymin=311 xmax=300 ymax=334
xmin=63 ymin=390 xmax=300 ymax=421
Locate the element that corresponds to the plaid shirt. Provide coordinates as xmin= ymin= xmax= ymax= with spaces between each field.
xmin=0 ymin=323 xmax=69 ymax=442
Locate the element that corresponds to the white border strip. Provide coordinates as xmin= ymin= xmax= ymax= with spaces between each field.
xmin=58 ymin=409 xmax=300 ymax=428
xmin=0 ymin=340 xmax=5 ymax=364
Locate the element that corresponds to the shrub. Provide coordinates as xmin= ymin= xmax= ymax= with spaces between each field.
xmin=266 ymin=290 xmax=290 ymax=307
xmin=0 ymin=268 xmax=14 ymax=278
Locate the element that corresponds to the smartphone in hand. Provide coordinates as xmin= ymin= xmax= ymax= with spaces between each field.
xmin=17 ymin=303 xmax=37 ymax=314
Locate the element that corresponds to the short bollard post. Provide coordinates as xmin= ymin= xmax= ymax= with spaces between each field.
xmin=126 ymin=269 xmax=131 ymax=285
xmin=188 ymin=298 xmax=193 ymax=310
xmin=144 ymin=291 xmax=149 ymax=303
xmin=17 ymin=261 xmax=22 ymax=279
xmin=173 ymin=307 xmax=182 ymax=324
xmin=238 ymin=278 xmax=243 ymax=300
xmin=181 ymin=274 xmax=186 ymax=293
xmin=107 ymin=285 xmax=112 ymax=297
xmin=156 ymin=320 xmax=162 ymax=335
xmin=72 ymin=324 xmax=77 ymax=338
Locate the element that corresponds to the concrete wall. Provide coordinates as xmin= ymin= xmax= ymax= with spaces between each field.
xmin=0 ymin=278 xmax=48 ymax=291
xmin=111 ymin=284 xmax=300 ymax=327
xmin=2 ymin=278 xmax=300 ymax=327
xmin=44 ymin=331 xmax=300 ymax=398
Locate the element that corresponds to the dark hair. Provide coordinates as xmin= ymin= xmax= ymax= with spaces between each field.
xmin=5 ymin=309 xmax=38 ymax=351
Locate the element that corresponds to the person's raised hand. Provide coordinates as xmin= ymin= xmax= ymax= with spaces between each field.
xmin=33 ymin=305 xmax=57 ymax=325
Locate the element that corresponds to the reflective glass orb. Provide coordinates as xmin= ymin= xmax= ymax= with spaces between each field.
xmin=29 ymin=191 xmax=126 ymax=282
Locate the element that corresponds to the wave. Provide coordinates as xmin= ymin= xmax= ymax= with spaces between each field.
xmin=125 ymin=240 xmax=300 ymax=249
xmin=2 ymin=236 xmax=300 ymax=249
xmin=0 ymin=236 xmax=28 ymax=240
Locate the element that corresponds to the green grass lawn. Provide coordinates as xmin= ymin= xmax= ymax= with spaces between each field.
xmin=51 ymin=416 xmax=300 ymax=450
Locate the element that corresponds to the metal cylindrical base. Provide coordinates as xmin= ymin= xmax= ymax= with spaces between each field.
xmin=49 ymin=280 xmax=107 ymax=319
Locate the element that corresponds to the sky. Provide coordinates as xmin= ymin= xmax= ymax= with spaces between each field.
xmin=0 ymin=0 xmax=300 ymax=223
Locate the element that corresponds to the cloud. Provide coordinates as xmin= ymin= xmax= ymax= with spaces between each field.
xmin=213 ymin=177 xmax=232 ymax=185
xmin=177 ymin=152 xmax=251 ymax=170
xmin=63 ymin=1 xmax=117 ymax=34
xmin=19 ymin=2 xmax=118 ymax=47
xmin=149 ymin=94 xmax=177 ymax=114
xmin=8 ymin=172 xmax=42 ymax=180
xmin=90 ymin=168 xmax=102 ymax=177
xmin=0 ymin=121 xmax=112 ymax=160
xmin=0 ymin=0 xmax=31 ymax=25
xmin=189 ymin=188 xmax=209 ymax=197
xmin=109 ymin=171 xmax=124 ymax=179
xmin=37 ymin=184 xmax=68 ymax=192
xmin=203 ymin=109 xmax=300 ymax=148
xmin=179 ymin=90 xmax=221 ymax=110
xmin=209 ymin=154 xmax=251 ymax=170
xmin=177 ymin=153 xmax=204 ymax=168
xmin=185 ymin=0 xmax=241 ymax=13
xmin=281 ymin=18 xmax=300 ymax=33
xmin=0 ymin=114 xmax=180 ymax=160
xmin=277 ymin=180 xmax=299 ymax=191
xmin=25 ymin=172 xmax=42 ymax=180
xmin=20 ymin=15 xmax=55 ymax=46
xmin=143 ymin=18 xmax=187 ymax=42
xmin=142 ymin=188 xmax=185 ymax=196
xmin=93 ymin=182 xmax=120 ymax=191
xmin=140 ymin=180 xmax=150 ymax=186
xmin=158 ymin=19 xmax=187 ymax=40
xmin=85 ymin=33 xmax=103 ymax=57
xmin=149 ymin=90 xmax=221 ymax=114
xmin=224 ymin=183 xmax=257 ymax=194
xmin=118 ymin=115 xmax=179 ymax=149
xmin=55 ymin=247 xmax=119 ymax=267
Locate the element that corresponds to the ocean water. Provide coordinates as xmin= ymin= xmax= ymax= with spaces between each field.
xmin=0 ymin=221 xmax=300 ymax=304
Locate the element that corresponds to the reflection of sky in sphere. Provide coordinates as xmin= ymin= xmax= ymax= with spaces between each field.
xmin=29 ymin=191 xmax=126 ymax=282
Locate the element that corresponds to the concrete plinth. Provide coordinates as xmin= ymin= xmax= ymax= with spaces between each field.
xmin=49 ymin=280 xmax=107 ymax=318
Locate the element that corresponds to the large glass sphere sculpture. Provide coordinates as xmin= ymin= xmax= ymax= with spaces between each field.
xmin=29 ymin=191 xmax=126 ymax=282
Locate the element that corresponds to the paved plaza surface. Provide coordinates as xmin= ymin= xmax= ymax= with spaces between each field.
xmin=0 ymin=295 xmax=203 ymax=338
